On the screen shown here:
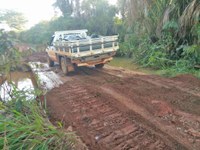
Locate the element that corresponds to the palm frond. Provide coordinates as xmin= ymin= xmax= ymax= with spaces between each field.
xmin=179 ymin=0 xmax=200 ymax=38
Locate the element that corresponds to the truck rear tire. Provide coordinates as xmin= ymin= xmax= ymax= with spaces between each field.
xmin=47 ymin=56 xmax=54 ymax=67
xmin=95 ymin=63 xmax=104 ymax=69
xmin=61 ymin=57 xmax=68 ymax=75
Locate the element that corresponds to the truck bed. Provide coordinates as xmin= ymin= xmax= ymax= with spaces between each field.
xmin=46 ymin=32 xmax=118 ymax=68
xmin=53 ymin=35 xmax=118 ymax=58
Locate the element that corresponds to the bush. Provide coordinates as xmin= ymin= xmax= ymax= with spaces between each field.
xmin=0 ymin=85 xmax=75 ymax=150
xmin=182 ymin=44 xmax=200 ymax=65
xmin=0 ymin=30 xmax=75 ymax=150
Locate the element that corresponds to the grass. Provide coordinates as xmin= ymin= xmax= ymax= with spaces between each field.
xmin=156 ymin=67 xmax=200 ymax=78
xmin=1 ymin=31 xmax=76 ymax=149
xmin=109 ymin=57 xmax=200 ymax=78
xmin=109 ymin=57 xmax=155 ymax=74
xmin=0 ymin=85 xmax=75 ymax=150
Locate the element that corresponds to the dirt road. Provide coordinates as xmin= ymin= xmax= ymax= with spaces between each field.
xmin=28 ymin=52 xmax=200 ymax=150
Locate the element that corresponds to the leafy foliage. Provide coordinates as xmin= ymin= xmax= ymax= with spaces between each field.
xmin=0 ymin=10 xmax=27 ymax=30
xmin=0 ymin=30 xmax=20 ymax=74
xmin=0 ymin=86 xmax=75 ymax=150
xmin=20 ymin=0 xmax=117 ymax=44
xmin=117 ymin=0 xmax=200 ymax=72
xmin=53 ymin=0 xmax=81 ymax=17
xmin=182 ymin=44 xmax=200 ymax=65
xmin=0 ymin=29 xmax=75 ymax=150
xmin=18 ymin=0 xmax=200 ymax=76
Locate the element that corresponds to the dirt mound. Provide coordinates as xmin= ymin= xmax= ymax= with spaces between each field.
xmin=172 ymin=74 xmax=200 ymax=86
xmin=24 ymin=52 xmax=47 ymax=63
xmin=151 ymin=100 xmax=173 ymax=117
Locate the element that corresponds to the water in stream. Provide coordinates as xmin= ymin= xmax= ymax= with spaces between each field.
xmin=0 ymin=71 xmax=37 ymax=101
xmin=0 ymin=62 xmax=64 ymax=101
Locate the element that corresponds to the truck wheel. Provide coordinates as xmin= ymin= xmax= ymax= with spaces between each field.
xmin=47 ymin=56 xmax=54 ymax=67
xmin=95 ymin=63 xmax=104 ymax=69
xmin=61 ymin=57 xmax=68 ymax=75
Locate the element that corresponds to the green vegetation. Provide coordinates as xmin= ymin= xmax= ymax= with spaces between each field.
xmin=0 ymin=87 xmax=74 ymax=150
xmin=0 ymin=0 xmax=199 ymax=148
xmin=20 ymin=0 xmax=117 ymax=44
xmin=108 ymin=57 xmax=154 ymax=74
xmin=117 ymin=0 xmax=200 ymax=77
xmin=0 ymin=30 xmax=75 ymax=149
xmin=0 ymin=29 xmax=20 ymax=74
xmin=0 ymin=10 xmax=27 ymax=31
xmin=109 ymin=57 xmax=200 ymax=78
xmin=18 ymin=0 xmax=199 ymax=77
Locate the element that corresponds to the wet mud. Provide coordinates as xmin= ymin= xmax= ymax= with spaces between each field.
xmin=25 ymin=52 xmax=200 ymax=150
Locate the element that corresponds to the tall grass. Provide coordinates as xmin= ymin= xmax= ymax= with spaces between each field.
xmin=0 ymin=29 xmax=77 ymax=150
xmin=0 ymin=84 xmax=75 ymax=150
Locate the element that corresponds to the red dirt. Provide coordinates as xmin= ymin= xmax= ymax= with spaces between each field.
xmin=47 ymin=79 xmax=177 ymax=149
xmin=23 ymin=51 xmax=47 ymax=63
xmin=27 ymin=52 xmax=200 ymax=150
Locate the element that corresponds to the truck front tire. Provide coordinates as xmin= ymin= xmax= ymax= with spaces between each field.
xmin=61 ymin=57 xmax=68 ymax=75
xmin=95 ymin=63 xmax=104 ymax=69
xmin=47 ymin=56 xmax=54 ymax=67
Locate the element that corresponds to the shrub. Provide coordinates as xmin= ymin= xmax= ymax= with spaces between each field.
xmin=0 ymin=85 xmax=75 ymax=150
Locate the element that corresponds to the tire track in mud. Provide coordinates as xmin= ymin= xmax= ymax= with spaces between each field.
xmin=73 ymin=67 xmax=199 ymax=149
xmin=79 ymin=67 xmax=200 ymax=116
xmin=47 ymin=77 xmax=186 ymax=150
xmin=26 ymin=52 xmax=200 ymax=149
xmin=46 ymin=66 xmax=200 ymax=150
xmin=100 ymin=66 xmax=200 ymax=98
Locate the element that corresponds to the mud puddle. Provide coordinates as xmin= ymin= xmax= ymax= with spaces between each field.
xmin=0 ymin=71 xmax=37 ymax=101
xmin=0 ymin=62 xmax=63 ymax=101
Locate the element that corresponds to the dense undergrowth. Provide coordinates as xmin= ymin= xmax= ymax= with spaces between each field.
xmin=0 ymin=30 xmax=75 ymax=149
xmin=117 ymin=0 xmax=200 ymax=77
xmin=109 ymin=57 xmax=200 ymax=78
xmin=117 ymin=34 xmax=200 ymax=78
xmin=0 ymin=87 xmax=74 ymax=150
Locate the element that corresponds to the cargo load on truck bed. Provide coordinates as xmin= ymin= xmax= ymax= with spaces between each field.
xmin=46 ymin=29 xmax=119 ymax=75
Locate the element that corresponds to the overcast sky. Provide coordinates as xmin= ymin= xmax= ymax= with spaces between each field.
xmin=0 ymin=0 xmax=117 ymax=29
xmin=0 ymin=0 xmax=55 ymax=28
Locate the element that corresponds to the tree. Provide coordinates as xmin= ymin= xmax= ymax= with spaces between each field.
xmin=81 ymin=0 xmax=117 ymax=35
xmin=53 ymin=0 xmax=73 ymax=17
xmin=53 ymin=0 xmax=81 ymax=17
xmin=21 ymin=0 xmax=118 ymax=44
xmin=0 ymin=10 xmax=27 ymax=30
xmin=117 ymin=0 xmax=127 ymax=21
xmin=20 ymin=21 xmax=52 ymax=44
xmin=0 ymin=29 xmax=20 ymax=74
xmin=74 ymin=0 xmax=81 ymax=17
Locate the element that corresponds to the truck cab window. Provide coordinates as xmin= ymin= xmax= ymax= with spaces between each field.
xmin=49 ymin=36 xmax=55 ymax=46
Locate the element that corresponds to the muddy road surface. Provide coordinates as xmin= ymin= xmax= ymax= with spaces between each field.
xmin=28 ymin=52 xmax=200 ymax=150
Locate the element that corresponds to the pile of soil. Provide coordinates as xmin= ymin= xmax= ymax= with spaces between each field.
xmin=24 ymin=51 xmax=47 ymax=63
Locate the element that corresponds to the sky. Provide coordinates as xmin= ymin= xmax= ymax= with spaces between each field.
xmin=0 ymin=0 xmax=117 ymax=29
